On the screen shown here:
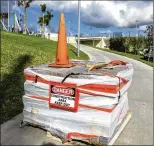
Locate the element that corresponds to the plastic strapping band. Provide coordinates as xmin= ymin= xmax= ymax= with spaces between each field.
xmin=118 ymin=76 xmax=121 ymax=101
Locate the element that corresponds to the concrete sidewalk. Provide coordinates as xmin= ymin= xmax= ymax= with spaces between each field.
xmin=1 ymin=114 xmax=62 ymax=145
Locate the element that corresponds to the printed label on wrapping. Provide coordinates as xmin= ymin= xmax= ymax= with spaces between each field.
xmin=49 ymin=82 xmax=79 ymax=112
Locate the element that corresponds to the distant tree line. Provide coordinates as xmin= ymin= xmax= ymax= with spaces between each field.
xmin=0 ymin=13 xmax=8 ymax=21
xmin=109 ymin=25 xmax=153 ymax=55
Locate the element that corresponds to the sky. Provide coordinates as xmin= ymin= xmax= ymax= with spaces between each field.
xmin=1 ymin=0 xmax=153 ymax=36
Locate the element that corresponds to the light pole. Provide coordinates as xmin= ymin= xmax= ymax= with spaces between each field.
xmin=136 ymin=20 xmax=139 ymax=37
xmin=15 ymin=0 xmax=17 ymax=15
xmin=135 ymin=20 xmax=139 ymax=55
xmin=90 ymin=27 xmax=92 ymax=36
xmin=77 ymin=0 xmax=81 ymax=57
xmin=122 ymin=26 xmax=125 ymax=37
xmin=14 ymin=0 xmax=18 ymax=33
xmin=8 ymin=0 xmax=10 ymax=31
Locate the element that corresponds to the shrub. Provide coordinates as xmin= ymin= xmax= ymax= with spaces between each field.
xmin=109 ymin=37 xmax=126 ymax=52
xmin=109 ymin=37 xmax=149 ymax=55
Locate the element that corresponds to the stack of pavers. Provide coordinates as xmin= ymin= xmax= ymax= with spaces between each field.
xmin=21 ymin=13 xmax=133 ymax=145
xmin=22 ymin=60 xmax=133 ymax=145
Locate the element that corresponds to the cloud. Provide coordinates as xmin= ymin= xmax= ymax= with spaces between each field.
xmin=2 ymin=1 xmax=152 ymax=29
xmin=32 ymin=1 xmax=153 ymax=29
xmin=81 ymin=1 xmax=153 ymax=28
xmin=100 ymin=30 xmax=112 ymax=34
xmin=139 ymin=25 xmax=146 ymax=30
xmin=31 ymin=1 xmax=77 ymax=12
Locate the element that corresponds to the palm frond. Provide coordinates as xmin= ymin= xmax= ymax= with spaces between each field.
xmin=46 ymin=10 xmax=54 ymax=20
xmin=17 ymin=0 xmax=33 ymax=8
xmin=40 ymin=4 xmax=46 ymax=13
xmin=17 ymin=0 xmax=23 ymax=6
xmin=38 ymin=16 xmax=43 ymax=26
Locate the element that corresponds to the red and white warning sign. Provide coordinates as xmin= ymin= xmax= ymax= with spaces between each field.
xmin=49 ymin=82 xmax=79 ymax=112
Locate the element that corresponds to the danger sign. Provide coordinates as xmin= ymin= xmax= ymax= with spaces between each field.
xmin=49 ymin=82 xmax=79 ymax=112
xmin=52 ymin=86 xmax=75 ymax=96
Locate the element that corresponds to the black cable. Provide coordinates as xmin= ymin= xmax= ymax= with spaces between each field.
xmin=61 ymin=72 xmax=100 ymax=83
xmin=61 ymin=71 xmax=110 ymax=83
xmin=61 ymin=73 xmax=80 ymax=83
xmin=61 ymin=72 xmax=114 ymax=83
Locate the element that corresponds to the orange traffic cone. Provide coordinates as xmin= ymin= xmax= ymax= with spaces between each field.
xmin=48 ymin=13 xmax=73 ymax=68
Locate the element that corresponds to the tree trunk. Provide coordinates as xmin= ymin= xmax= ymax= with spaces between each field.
xmin=23 ymin=6 xmax=27 ymax=34
xmin=42 ymin=13 xmax=45 ymax=38
xmin=48 ymin=25 xmax=50 ymax=39
xmin=41 ymin=25 xmax=43 ymax=34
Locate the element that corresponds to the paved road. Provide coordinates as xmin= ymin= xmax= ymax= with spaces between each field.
xmin=1 ymin=44 xmax=153 ymax=145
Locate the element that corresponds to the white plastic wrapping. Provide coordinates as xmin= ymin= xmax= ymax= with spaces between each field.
xmin=22 ymin=60 xmax=133 ymax=144
xmin=24 ymin=80 xmax=120 ymax=106
xmin=24 ymin=60 xmax=134 ymax=87
xmin=23 ymin=92 xmax=129 ymax=142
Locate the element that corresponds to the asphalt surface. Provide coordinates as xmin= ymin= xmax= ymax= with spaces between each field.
xmin=1 ymin=44 xmax=153 ymax=145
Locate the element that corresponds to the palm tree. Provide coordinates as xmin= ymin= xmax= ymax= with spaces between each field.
xmin=45 ymin=10 xmax=53 ymax=35
xmin=38 ymin=16 xmax=43 ymax=33
xmin=0 ymin=13 xmax=8 ymax=23
xmin=0 ymin=13 xmax=4 ymax=22
xmin=4 ymin=13 xmax=8 ymax=20
xmin=0 ymin=13 xmax=8 ymax=31
xmin=18 ymin=0 xmax=32 ymax=34
xmin=40 ymin=4 xmax=46 ymax=35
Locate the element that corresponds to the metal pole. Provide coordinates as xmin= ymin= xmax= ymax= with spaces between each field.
xmin=15 ymin=0 xmax=19 ymax=21
xmin=135 ymin=20 xmax=139 ymax=55
xmin=136 ymin=20 xmax=138 ymax=37
xmin=93 ymin=39 xmax=94 ymax=47
xmin=14 ymin=0 xmax=17 ymax=32
xmin=15 ymin=0 xmax=17 ymax=14
xmin=138 ymin=30 xmax=140 ymax=37
xmin=122 ymin=26 xmax=124 ymax=37
xmin=14 ymin=13 xmax=15 ymax=32
xmin=77 ymin=0 xmax=81 ymax=57
xmin=8 ymin=0 xmax=10 ymax=31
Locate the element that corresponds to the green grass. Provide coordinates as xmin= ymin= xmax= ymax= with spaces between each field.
xmin=95 ymin=47 xmax=153 ymax=67
xmin=0 ymin=31 xmax=89 ymax=124
xmin=81 ymin=42 xmax=153 ymax=67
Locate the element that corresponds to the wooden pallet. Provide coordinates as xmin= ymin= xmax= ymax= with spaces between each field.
xmin=46 ymin=111 xmax=132 ymax=146
xmin=20 ymin=111 xmax=132 ymax=145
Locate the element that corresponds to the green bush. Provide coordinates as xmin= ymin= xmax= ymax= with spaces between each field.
xmin=109 ymin=37 xmax=149 ymax=55
xmin=109 ymin=37 xmax=126 ymax=52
